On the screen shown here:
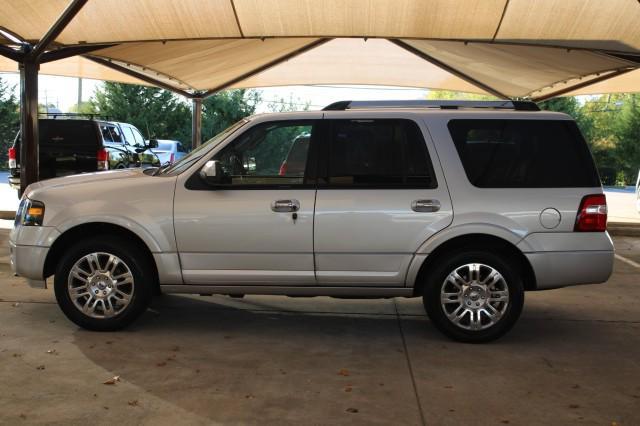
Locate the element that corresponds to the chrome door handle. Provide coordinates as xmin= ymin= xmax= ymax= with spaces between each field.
xmin=411 ymin=199 xmax=441 ymax=212
xmin=271 ymin=199 xmax=300 ymax=213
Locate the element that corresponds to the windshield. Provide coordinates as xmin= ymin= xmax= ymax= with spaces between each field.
xmin=156 ymin=119 xmax=249 ymax=176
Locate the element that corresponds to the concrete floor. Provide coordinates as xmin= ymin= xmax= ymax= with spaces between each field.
xmin=1 ymin=236 xmax=639 ymax=425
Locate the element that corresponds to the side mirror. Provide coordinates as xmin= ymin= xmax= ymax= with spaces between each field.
xmin=148 ymin=139 xmax=158 ymax=149
xmin=199 ymin=160 xmax=223 ymax=185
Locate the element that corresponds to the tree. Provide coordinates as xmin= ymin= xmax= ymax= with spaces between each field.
xmin=92 ymin=82 xmax=192 ymax=143
xmin=426 ymin=90 xmax=497 ymax=100
xmin=0 ymin=77 xmax=19 ymax=169
xmin=92 ymin=82 xmax=261 ymax=150
xmin=610 ymin=94 xmax=640 ymax=184
xmin=201 ymin=89 xmax=261 ymax=142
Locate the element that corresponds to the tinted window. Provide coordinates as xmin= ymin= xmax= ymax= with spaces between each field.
xmin=40 ymin=120 xmax=98 ymax=146
xmin=157 ymin=141 xmax=174 ymax=151
xmin=131 ymin=127 xmax=146 ymax=147
xmin=213 ymin=121 xmax=315 ymax=186
xmin=121 ymin=127 xmax=135 ymax=145
xmin=448 ymin=119 xmax=600 ymax=188
xmin=325 ymin=119 xmax=436 ymax=188
xmin=99 ymin=124 xmax=122 ymax=143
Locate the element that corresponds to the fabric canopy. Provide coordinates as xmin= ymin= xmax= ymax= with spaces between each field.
xmin=1 ymin=0 xmax=639 ymax=98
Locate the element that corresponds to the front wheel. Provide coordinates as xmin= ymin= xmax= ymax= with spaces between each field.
xmin=423 ymin=251 xmax=524 ymax=343
xmin=54 ymin=236 xmax=153 ymax=331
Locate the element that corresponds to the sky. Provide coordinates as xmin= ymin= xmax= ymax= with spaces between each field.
xmin=0 ymin=72 xmax=429 ymax=113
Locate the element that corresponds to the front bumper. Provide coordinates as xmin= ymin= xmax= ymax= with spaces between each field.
xmin=9 ymin=241 xmax=48 ymax=289
xmin=9 ymin=225 xmax=59 ymax=289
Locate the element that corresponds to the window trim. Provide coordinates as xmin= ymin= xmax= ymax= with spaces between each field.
xmin=316 ymin=118 xmax=438 ymax=190
xmin=185 ymin=119 xmax=322 ymax=191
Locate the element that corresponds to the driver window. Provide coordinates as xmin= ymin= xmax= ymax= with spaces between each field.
xmin=214 ymin=121 xmax=314 ymax=186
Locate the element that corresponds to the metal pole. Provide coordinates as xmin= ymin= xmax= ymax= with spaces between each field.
xmin=19 ymin=55 xmax=39 ymax=193
xmin=192 ymin=97 xmax=203 ymax=149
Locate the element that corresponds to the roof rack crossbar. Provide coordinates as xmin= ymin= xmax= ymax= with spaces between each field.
xmin=322 ymin=100 xmax=540 ymax=111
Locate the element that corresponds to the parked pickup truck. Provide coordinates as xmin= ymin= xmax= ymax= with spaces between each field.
xmin=8 ymin=116 xmax=160 ymax=193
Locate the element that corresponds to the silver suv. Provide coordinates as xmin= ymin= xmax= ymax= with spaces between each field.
xmin=9 ymin=100 xmax=614 ymax=342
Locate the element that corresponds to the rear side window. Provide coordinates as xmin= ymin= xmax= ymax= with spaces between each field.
xmin=448 ymin=119 xmax=600 ymax=188
xmin=325 ymin=119 xmax=436 ymax=188
xmin=39 ymin=120 xmax=98 ymax=146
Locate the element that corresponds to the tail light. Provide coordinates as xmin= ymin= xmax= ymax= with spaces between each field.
xmin=8 ymin=147 xmax=16 ymax=169
xmin=279 ymin=161 xmax=288 ymax=176
xmin=574 ymin=194 xmax=607 ymax=232
xmin=97 ymin=148 xmax=109 ymax=171
xmin=169 ymin=152 xmax=175 ymax=163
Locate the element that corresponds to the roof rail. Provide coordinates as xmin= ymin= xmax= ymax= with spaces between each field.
xmin=38 ymin=112 xmax=114 ymax=120
xmin=322 ymin=100 xmax=540 ymax=111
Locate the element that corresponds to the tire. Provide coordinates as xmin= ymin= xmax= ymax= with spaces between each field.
xmin=422 ymin=250 xmax=524 ymax=343
xmin=53 ymin=235 xmax=153 ymax=331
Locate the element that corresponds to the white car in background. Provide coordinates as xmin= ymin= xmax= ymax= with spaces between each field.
xmin=150 ymin=139 xmax=188 ymax=165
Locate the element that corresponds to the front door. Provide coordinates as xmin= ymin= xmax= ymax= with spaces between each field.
xmin=174 ymin=118 xmax=322 ymax=286
xmin=313 ymin=116 xmax=453 ymax=286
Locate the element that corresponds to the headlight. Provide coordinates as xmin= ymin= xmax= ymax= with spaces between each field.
xmin=16 ymin=199 xmax=45 ymax=226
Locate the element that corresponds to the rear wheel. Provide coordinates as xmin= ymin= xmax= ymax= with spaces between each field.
xmin=422 ymin=251 xmax=524 ymax=343
xmin=54 ymin=236 xmax=153 ymax=331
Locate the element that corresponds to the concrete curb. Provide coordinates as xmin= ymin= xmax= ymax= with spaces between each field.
xmin=607 ymin=222 xmax=640 ymax=237
xmin=0 ymin=211 xmax=15 ymax=220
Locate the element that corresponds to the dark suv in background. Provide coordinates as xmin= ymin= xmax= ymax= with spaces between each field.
xmin=8 ymin=115 xmax=160 ymax=193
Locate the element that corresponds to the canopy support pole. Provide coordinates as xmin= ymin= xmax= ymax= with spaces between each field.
xmin=532 ymin=68 xmax=636 ymax=102
xmin=199 ymin=38 xmax=333 ymax=99
xmin=84 ymin=56 xmax=194 ymax=98
xmin=18 ymin=0 xmax=89 ymax=193
xmin=19 ymin=53 xmax=39 ymax=193
xmin=192 ymin=97 xmax=203 ymax=148
xmin=390 ymin=39 xmax=510 ymax=100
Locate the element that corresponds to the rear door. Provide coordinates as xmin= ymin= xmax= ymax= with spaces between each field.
xmin=38 ymin=120 xmax=100 ymax=179
xmin=313 ymin=115 xmax=453 ymax=286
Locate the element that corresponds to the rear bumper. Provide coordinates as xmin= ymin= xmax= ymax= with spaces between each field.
xmin=8 ymin=175 xmax=20 ymax=190
xmin=525 ymin=250 xmax=614 ymax=290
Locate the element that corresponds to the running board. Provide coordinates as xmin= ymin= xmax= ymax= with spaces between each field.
xmin=160 ymin=285 xmax=414 ymax=298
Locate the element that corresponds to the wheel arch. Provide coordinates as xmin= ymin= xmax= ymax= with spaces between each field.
xmin=410 ymin=233 xmax=537 ymax=296
xmin=43 ymin=222 xmax=160 ymax=292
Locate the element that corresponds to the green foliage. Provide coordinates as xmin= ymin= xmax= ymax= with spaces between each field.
xmin=541 ymin=94 xmax=640 ymax=185
xmin=201 ymin=89 xmax=260 ymax=143
xmin=68 ymin=101 xmax=98 ymax=114
xmin=92 ymin=82 xmax=192 ymax=143
xmin=426 ymin=90 xmax=498 ymax=101
xmin=91 ymin=83 xmax=260 ymax=150
xmin=0 ymin=77 xmax=19 ymax=169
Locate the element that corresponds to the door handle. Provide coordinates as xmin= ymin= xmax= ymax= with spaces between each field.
xmin=271 ymin=199 xmax=300 ymax=213
xmin=411 ymin=199 xmax=441 ymax=212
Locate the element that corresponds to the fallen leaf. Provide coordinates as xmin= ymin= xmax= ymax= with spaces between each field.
xmin=46 ymin=349 xmax=57 ymax=355
xmin=344 ymin=386 xmax=353 ymax=393
xmin=569 ymin=404 xmax=580 ymax=409
xmin=36 ymin=365 xmax=45 ymax=370
xmin=245 ymin=394 xmax=255 ymax=399
xmin=103 ymin=376 xmax=120 ymax=385
xmin=12 ymin=303 xmax=20 ymax=307
xmin=338 ymin=369 xmax=350 ymax=377
xmin=128 ymin=400 xmax=139 ymax=407
xmin=156 ymin=362 xmax=167 ymax=367
xmin=346 ymin=408 xmax=358 ymax=413
xmin=19 ymin=414 xmax=26 ymax=419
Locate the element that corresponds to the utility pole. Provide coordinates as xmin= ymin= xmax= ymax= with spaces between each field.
xmin=77 ymin=77 xmax=82 ymax=110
